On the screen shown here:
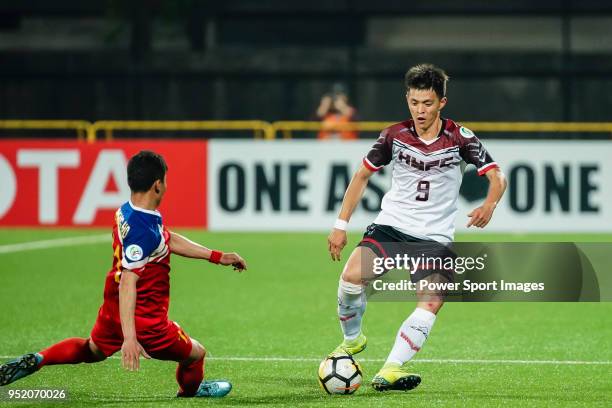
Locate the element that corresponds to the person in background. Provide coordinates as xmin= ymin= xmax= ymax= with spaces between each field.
xmin=316 ymin=84 xmax=358 ymax=140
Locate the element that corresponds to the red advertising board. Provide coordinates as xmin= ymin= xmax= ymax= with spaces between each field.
xmin=0 ymin=140 xmax=207 ymax=227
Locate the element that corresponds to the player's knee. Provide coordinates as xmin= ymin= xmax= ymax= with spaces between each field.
xmin=87 ymin=339 xmax=107 ymax=362
xmin=189 ymin=339 xmax=206 ymax=362
xmin=341 ymin=263 xmax=362 ymax=285
xmin=340 ymin=271 xmax=361 ymax=285
xmin=342 ymin=246 xmax=380 ymax=285
xmin=419 ymin=301 xmax=444 ymax=315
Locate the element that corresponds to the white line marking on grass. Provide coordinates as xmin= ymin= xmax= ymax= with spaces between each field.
xmin=1 ymin=355 xmax=610 ymax=365
xmin=414 ymin=358 xmax=612 ymax=366
xmin=0 ymin=234 xmax=109 ymax=254
xmin=203 ymin=356 xmax=612 ymax=365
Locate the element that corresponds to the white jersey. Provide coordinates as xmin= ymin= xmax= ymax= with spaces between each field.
xmin=362 ymin=118 xmax=498 ymax=242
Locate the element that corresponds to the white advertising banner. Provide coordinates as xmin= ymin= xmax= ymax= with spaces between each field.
xmin=208 ymin=140 xmax=612 ymax=233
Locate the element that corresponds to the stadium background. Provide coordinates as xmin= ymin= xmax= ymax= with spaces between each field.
xmin=1 ymin=1 xmax=611 ymax=407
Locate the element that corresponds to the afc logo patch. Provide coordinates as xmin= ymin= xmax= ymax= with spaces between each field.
xmin=125 ymin=244 xmax=143 ymax=261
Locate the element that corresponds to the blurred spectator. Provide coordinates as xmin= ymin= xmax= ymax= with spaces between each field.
xmin=316 ymin=84 xmax=358 ymax=140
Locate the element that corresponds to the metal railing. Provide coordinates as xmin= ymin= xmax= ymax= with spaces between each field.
xmin=0 ymin=120 xmax=91 ymax=141
xmin=87 ymin=120 xmax=275 ymax=142
xmin=272 ymin=121 xmax=612 ymax=139
xmin=459 ymin=122 xmax=612 ymax=133
xmin=2 ymin=120 xmax=612 ymax=142
xmin=272 ymin=121 xmax=394 ymax=139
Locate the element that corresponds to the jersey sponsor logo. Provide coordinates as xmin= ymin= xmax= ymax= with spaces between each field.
xmin=120 ymin=222 xmax=130 ymax=240
xmin=125 ymin=244 xmax=144 ymax=261
xmin=398 ymin=150 xmax=459 ymax=171
xmin=459 ymin=126 xmax=475 ymax=138
xmin=115 ymin=209 xmax=130 ymax=240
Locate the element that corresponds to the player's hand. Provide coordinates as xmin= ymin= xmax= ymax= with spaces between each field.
xmin=467 ymin=202 xmax=496 ymax=228
xmin=220 ymin=252 xmax=247 ymax=272
xmin=328 ymin=229 xmax=347 ymax=261
xmin=121 ymin=337 xmax=150 ymax=371
xmin=321 ymin=95 xmax=332 ymax=109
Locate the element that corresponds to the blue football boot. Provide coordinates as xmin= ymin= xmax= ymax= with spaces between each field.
xmin=195 ymin=380 xmax=232 ymax=397
xmin=0 ymin=353 xmax=43 ymax=386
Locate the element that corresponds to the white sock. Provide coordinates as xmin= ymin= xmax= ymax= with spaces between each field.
xmin=337 ymin=279 xmax=366 ymax=340
xmin=385 ymin=307 xmax=437 ymax=365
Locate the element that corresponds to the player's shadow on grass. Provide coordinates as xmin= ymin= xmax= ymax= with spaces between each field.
xmin=81 ymin=397 xmax=182 ymax=406
xmin=423 ymin=390 xmax=593 ymax=404
xmin=204 ymin=376 xmax=416 ymax=406
xmin=199 ymin=392 xmax=401 ymax=406
xmin=73 ymin=385 xmax=419 ymax=407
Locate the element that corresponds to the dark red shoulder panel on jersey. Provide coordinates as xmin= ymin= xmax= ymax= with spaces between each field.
xmin=363 ymin=123 xmax=404 ymax=171
xmin=452 ymin=122 xmax=500 ymax=176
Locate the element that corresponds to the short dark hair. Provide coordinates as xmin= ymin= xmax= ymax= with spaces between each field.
xmin=404 ymin=64 xmax=449 ymax=99
xmin=127 ymin=150 xmax=168 ymax=193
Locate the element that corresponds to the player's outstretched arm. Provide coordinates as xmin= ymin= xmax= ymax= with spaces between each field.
xmin=467 ymin=168 xmax=507 ymax=228
xmin=328 ymin=164 xmax=374 ymax=261
xmin=119 ymin=270 xmax=151 ymax=371
xmin=168 ymin=231 xmax=247 ymax=271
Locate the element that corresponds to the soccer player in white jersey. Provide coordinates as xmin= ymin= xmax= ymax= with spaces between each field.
xmin=327 ymin=64 xmax=507 ymax=391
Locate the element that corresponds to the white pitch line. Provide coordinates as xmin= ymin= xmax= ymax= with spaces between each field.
xmin=0 ymin=355 xmax=610 ymax=365
xmin=0 ymin=234 xmax=109 ymax=254
xmin=205 ymin=356 xmax=612 ymax=365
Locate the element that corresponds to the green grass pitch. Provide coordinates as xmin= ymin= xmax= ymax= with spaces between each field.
xmin=1 ymin=229 xmax=611 ymax=407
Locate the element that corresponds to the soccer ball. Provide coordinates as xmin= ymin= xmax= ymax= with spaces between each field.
xmin=318 ymin=354 xmax=363 ymax=395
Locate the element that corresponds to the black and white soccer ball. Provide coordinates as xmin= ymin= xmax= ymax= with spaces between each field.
xmin=318 ymin=354 xmax=363 ymax=395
